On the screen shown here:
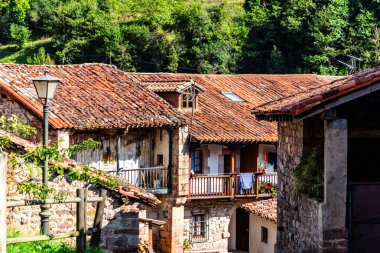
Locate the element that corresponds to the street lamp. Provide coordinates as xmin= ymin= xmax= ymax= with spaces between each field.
xmin=31 ymin=70 xmax=61 ymax=235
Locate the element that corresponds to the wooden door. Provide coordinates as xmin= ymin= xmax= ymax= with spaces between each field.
xmin=236 ymin=208 xmax=249 ymax=251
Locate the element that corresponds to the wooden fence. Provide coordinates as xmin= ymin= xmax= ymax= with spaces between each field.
xmin=3 ymin=188 xmax=106 ymax=253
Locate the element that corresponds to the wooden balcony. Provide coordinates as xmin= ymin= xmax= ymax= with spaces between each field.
xmin=108 ymin=166 xmax=170 ymax=194
xmin=188 ymin=172 xmax=277 ymax=200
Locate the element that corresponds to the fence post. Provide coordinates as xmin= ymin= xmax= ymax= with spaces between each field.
xmin=90 ymin=189 xmax=107 ymax=247
xmin=83 ymin=188 xmax=88 ymax=236
xmin=0 ymin=153 xmax=7 ymax=253
xmin=76 ymin=189 xmax=86 ymax=253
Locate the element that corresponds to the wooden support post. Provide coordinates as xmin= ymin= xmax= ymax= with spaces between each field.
xmin=0 ymin=153 xmax=7 ymax=253
xmin=90 ymin=189 xmax=107 ymax=247
xmin=76 ymin=189 xmax=86 ymax=253
xmin=148 ymin=222 xmax=153 ymax=253
xmin=230 ymin=153 xmax=236 ymax=197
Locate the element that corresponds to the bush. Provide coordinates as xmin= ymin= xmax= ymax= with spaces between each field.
xmin=293 ymin=148 xmax=324 ymax=200
xmin=10 ymin=24 xmax=31 ymax=47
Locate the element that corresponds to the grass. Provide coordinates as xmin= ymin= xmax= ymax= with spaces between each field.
xmin=7 ymin=231 xmax=103 ymax=253
xmin=0 ymin=37 xmax=54 ymax=64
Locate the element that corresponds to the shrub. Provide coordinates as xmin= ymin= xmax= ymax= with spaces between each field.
xmin=293 ymin=148 xmax=324 ymax=200
xmin=10 ymin=24 xmax=31 ymax=47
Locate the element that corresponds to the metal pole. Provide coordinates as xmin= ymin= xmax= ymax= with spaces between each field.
xmin=40 ymin=101 xmax=50 ymax=235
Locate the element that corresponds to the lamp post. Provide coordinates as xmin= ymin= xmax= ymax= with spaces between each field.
xmin=31 ymin=70 xmax=60 ymax=235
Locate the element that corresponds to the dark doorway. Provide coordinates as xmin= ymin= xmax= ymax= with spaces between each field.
xmin=224 ymin=154 xmax=231 ymax=174
xmin=348 ymin=138 xmax=380 ymax=252
xmin=240 ymin=144 xmax=258 ymax=173
xmin=349 ymin=183 xmax=380 ymax=252
xmin=236 ymin=208 xmax=249 ymax=251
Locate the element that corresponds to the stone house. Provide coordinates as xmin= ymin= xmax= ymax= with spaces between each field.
xmin=4 ymin=128 xmax=161 ymax=252
xmin=0 ymin=63 xmax=184 ymax=251
xmin=130 ymin=73 xmax=335 ymax=253
xmin=253 ymin=66 xmax=380 ymax=252
xmin=0 ymin=63 xmax=186 ymax=191
xmin=241 ymin=199 xmax=277 ymax=253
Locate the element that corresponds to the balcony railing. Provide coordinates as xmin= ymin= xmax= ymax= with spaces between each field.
xmin=108 ymin=166 xmax=169 ymax=194
xmin=189 ymin=172 xmax=278 ymax=199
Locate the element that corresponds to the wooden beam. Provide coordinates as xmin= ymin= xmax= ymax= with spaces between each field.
xmin=139 ymin=217 xmax=166 ymax=226
xmin=294 ymin=82 xmax=380 ymax=122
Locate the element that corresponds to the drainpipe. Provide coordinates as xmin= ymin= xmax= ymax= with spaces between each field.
xmin=168 ymin=128 xmax=173 ymax=191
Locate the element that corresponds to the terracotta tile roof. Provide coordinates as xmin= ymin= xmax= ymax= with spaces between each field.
xmin=250 ymin=68 xmax=380 ymax=120
xmin=1 ymin=128 xmax=160 ymax=206
xmin=132 ymin=73 xmax=335 ymax=143
xmin=0 ymin=63 xmax=184 ymax=130
xmin=143 ymin=79 xmax=205 ymax=93
xmin=241 ymin=198 xmax=277 ymax=222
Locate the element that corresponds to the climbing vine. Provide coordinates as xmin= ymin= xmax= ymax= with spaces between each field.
xmin=2 ymin=115 xmax=121 ymax=200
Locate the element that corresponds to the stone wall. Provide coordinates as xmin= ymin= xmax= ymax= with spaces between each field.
xmin=277 ymin=121 xmax=321 ymax=253
xmin=183 ymin=201 xmax=235 ymax=253
xmin=0 ymin=92 xmax=44 ymax=142
xmin=6 ymin=159 xmax=148 ymax=253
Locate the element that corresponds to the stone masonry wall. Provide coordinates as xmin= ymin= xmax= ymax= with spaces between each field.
xmin=6 ymin=161 xmax=147 ymax=253
xmin=183 ymin=201 xmax=235 ymax=253
xmin=277 ymin=121 xmax=321 ymax=253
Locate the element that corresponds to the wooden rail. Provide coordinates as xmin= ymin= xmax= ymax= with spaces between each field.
xmin=189 ymin=172 xmax=277 ymax=199
xmin=5 ymin=189 xmax=107 ymax=253
xmin=109 ymin=166 xmax=168 ymax=191
xmin=259 ymin=172 xmax=278 ymax=185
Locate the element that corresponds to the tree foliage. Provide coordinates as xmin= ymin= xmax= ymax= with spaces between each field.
xmin=0 ymin=0 xmax=379 ymax=74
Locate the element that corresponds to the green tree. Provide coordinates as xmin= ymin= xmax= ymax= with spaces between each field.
xmin=10 ymin=23 xmax=31 ymax=47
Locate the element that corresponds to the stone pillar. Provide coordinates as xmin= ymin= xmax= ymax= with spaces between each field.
xmin=171 ymin=203 xmax=185 ymax=253
xmin=320 ymin=119 xmax=348 ymax=252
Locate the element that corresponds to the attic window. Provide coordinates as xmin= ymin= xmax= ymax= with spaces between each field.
xmin=181 ymin=88 xmax=196 ymax=109
xmin=221 ymin=92 xmax=244 ymax=102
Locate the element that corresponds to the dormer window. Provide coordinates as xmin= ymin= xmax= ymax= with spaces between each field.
xmin=181 ymin=88 xmax=196 ymax=109
xmin=221 ymin=92 xmax=245 ymax=102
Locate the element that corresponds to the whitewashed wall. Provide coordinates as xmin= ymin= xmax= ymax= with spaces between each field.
xmin=249 ymin=214 xmax=276 ymax=253
xmin=71 ymin=129 xmax=165 ymax=171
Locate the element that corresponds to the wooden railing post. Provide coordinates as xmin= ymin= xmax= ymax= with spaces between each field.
xmin=76 ymin=189 xmax=86 ymax=253
xmin=230 ymin=174 xmax=235 ymax=198
xmin=90 ymin=189 xmax=107 ymax=247
xmin=254 ymin=174 xmax=259 ymax=199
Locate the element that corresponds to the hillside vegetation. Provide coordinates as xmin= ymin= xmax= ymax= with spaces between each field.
xmin=0 ymin=0 xmax=379 ymax=75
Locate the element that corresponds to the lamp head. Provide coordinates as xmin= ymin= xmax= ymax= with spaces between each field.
xmin=31 ymin=70 xmax=61 ymax=100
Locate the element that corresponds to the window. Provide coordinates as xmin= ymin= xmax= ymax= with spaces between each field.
xmin=190 ymin=213 xmax=209 ymax=242
xmin=182 ymin=88 xmax=195 ymax=109
xmin=191 ymin=150 xmax=203 ymax=174
xmin=261 ymin=226 xmax=268 ymax=244
xmin=221 ymin=92 xmax=245 ymax=102
xmin=156 ymin=154 xmax=163 ymax=166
